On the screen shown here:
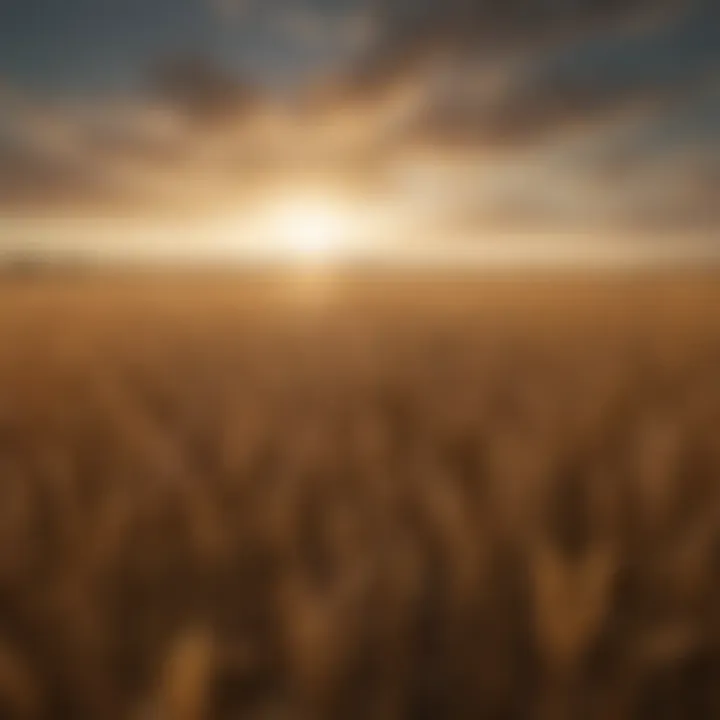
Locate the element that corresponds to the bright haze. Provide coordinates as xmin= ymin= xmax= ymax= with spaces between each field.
xmin=0 ymin=0 xmax=718 ymax=267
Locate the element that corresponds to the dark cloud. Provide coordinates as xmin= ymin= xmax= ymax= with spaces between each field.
xmin=346 ymin=0 xmax=690 ymax=96
xmin=408 ymin=69 xmax=716 ymax=152
xmin=305 ymin=0 xmax=715 ymax=146
xmin=148 ymin=54 xmax=265 ymax=126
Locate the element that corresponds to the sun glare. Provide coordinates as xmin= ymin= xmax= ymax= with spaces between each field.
xmin=210 ymin=188 xmax=395 ymax=264
xmin=266 ymin=195 xmax=354 ymax=262
xmin=277 ymin=200 xmax=343 ymax=258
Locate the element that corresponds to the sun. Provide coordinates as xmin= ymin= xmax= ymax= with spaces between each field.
xmin=270 ymin=196 xmax=351 ymax=261
xmin=277 ymin=200 xmax=342 ymax=257
xmin=239 ymin=188 xmax=368 ymax=263
xmin=213 ymin=188 xmax=386 ymax=264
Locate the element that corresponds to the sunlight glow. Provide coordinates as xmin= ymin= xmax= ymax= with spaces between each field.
xmin=235 ymin=191 xmax=366 ymax=264
xmin=272 ymin=197 xmax=348 ymax=260
xmin=200 ymin=187 xmax=403 ymax=264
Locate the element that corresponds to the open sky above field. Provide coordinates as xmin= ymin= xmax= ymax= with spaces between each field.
xmin=0 ymin=0 xmax=718 ymax=265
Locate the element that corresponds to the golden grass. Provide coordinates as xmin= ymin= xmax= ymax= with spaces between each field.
xmin=0 ymin=273 xmax=718 ymax=718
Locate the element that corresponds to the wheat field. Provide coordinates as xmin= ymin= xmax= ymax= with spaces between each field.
xmin=0 ymin=272 xmax=719 ymax=719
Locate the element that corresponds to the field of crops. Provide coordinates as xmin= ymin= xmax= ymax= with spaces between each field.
xmin=0 ymin=273 xmax=719 ymax=719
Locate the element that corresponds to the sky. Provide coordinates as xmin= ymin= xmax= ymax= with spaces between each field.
xmin=0 ymin=0 xmax=718 ymax=264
